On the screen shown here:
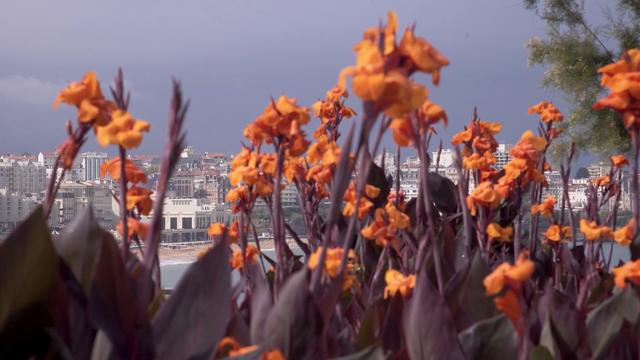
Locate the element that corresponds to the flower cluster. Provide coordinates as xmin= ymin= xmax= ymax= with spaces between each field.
xmin=308 ymin=247 xmax=359 ymax=290
xmin=55 ymin=72 xmax=150 ymax=152
xmin=338 ymin=11 xmax=448 ymax=119
xmin=383 ymin=269 xmax=416 ymax=299
xmin=361 ymin=193 xmax=411 ymax=250
xmin=483 ymin=252 xmax=535 ymax=329
xmin=593 ymin=49 xmax=640 ymax=129
xmin=342 ymin=182 xmax=380 ymax=219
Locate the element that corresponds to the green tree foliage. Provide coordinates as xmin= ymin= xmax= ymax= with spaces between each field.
xmin=524 ymin=0 xmax=640 ymax=159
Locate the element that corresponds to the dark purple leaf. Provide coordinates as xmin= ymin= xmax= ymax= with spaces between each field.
xmin=330 ymin=345 xmax=385 ymax=360
xmin=404 ymin=272 xmax=465 ymax=359
xmin=89 ymin=230 xmax=153 ymax=358
xmin=458 ymin=315 xmax=517 ymax=359
xmin=586 ymin=288 xmax=640 ymax=358
xmin=0 ymin=206 xmax=58 ymax=358
xmin=445 ymin=251 xmax=498 ymax=331
xmin=537 ymin=287 xmax=591 ymax=358
xmin=54 ymin=206 xmax=103 ymax=295
xmin=152 ymin=241 xmax=231 ymax=360
xmin=263 ymin=269 xmax=323 ymax=359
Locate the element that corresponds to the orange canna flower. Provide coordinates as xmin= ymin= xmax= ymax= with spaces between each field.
xmin=509 ymin=130 xmax=547 ymax=163
xmin=383 ymin=269 xmax=416 ymax=299
xmin=451 ymin=128 xmax=473 ymax=145
xmin=54 ymin=71 xmax=114 ymax=124
xmin=230 ymin=245 xmax=260 ymax=270
xmin=531 ymin=196 xmax=556 ymax=217
xmin=528 ymin=101 xmax=564 ymax=123
xmin=261 ymin=349 xmax=286 ymax=360
xmin=612 ymin=259 xmax=640 ymax=288
xmin=466 ymin=181 xmax=500 ymax=216
xmin=591 ymin=175 xmax=610 ymax=187
xmin=117 ymin=217 xmax=149 ymax=241
xmin=398 ymin=27 xmax=449 ymax=85
xmin=126 ymin=186 xmax=153 ymax=216
xmin=308 ymin=246 xmax=357 ymax=278
xmin=462 ymin=152 xmax=496 ymax=170
xmin=218 ymin=337 xmax=241 ymax=356
xmin=342 ymin=183 xmax=380 ymax=219
xmin=494 ymin=290 xmax=522 ymax=330
xmin=579 ymin=219 xmax=612 ymax=241
xmin=95 ymin=109 xmax=151 ymax=149
xmin=611 ymin=154 xmax=629 ymax=167
xmin=544 ymin=224 xmax=572 ymax=243
xmin=420 ymin=99 xmax=448 ymax=129
xmin=486 ymin=223 xmax=513 ymax=242
xmin=614 ymin=219 xmax=635 ymax=246
xmin=389 ymin=118 xmax=414 ymax=147
xmin=100 ymin=157 xmax=147 ymax=184
xmin=483 ymin=251 xmax=534 ymax=296
xmin=593 ymin=49 xmax=640 ymax=129
xmin=208 ymin=221 xmax=240 ymax=244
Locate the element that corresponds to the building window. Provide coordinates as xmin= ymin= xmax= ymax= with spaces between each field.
xmin=170 ymin=217 xmax=177 ymax=230
xmin=182 ymin=217 xmax=192 ymax=230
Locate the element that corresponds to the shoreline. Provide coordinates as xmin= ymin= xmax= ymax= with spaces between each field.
xmin=153 ymin=239 xmax=290 ymax=266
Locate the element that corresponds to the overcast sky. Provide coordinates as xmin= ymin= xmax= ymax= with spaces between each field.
xmin=0 ymin=0 xmax=608 ymax=156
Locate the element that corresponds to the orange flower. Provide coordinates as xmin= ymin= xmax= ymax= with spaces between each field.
xmin=544 ymin=224 xmax=572 ymax=243
xmin=591 ymin=175 xmax=610 ymax=187
xmin=230 ymin=245 xmax=260 ymax=270
xmin=117 ymin=217 xmax=148 ymax=241
xmin=420 ymin=100 xmax=448 ymax=129
xmin=462 ymin=152 xmax=496 ymax=170
xmin=611 ymin=154 xmax=629 ymax=167
xmin=486 ymin=223 xmax=513 ymax=242
xmin=361 ymin=204 xmax=410 ymax=250
xmin=494 ymin=290 xmax=522 ymax=330
xmin=531 ymin=196 xmax=556 ymax=217
xmin=261 ymin=349 xmax=286 ymax=360
xmin=54 ymin=71 xmax=113 ymax=124
xmin=100 ymin=157 xmax=147 ymax=184
xmin=383 ymin=269 xmax=416 ymax=298
xmin=342 ymin=183 xmax=380 ymax=219
xmin=614 ymin=219 xmax=635 ymax=246
xmin=308 ymin=246 xmax=357 ymax=278
xmin=466 ymin=181 xmax=500 ymax=216
xmin=579 ymin=219 xmax=612 ymax=241
xmin=509 ymin=130 xmax=547 ymax=163
xmin=612 ymin=260 xmax=640 ymax=288
xmin=593 ymin=49 xmax=640 ymax=129
xmin=451 ymin=128 xmax=473 ymax=145
xmin=95 ymin=109 xmax=151 ymax=149
xmin=126 ymin=186 xmax=153 ymax=216
xmin=483 ymin=251 xmax=534 ymax=296
xmin=389 ymin=118 xmax=414 ymax=147
xmin=398 ymin=27 xmax=449 ymax=85
xmin=208 ymin=221 xmax=240 ymax=244
xmin=528 ymin=101 xmax=564 ymax=123
xmin=218 ymin=337 xmax=241 ymax=356
xmin=243 ymin=95 xmax=310 ymax=147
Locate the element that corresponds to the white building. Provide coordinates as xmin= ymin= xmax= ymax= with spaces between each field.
xmin=81 ymin=152 xmax=108 ymax=181
xmin=153 ymin=198 xmax=233 ymax=243
xmin=0 ymin=159 xmax=46 ymax=194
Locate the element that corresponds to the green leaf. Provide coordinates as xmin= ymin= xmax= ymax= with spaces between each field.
xmin=458 ymin=315 xmax=517 ymax=360
xmin=152 ymin=241 xmax=231 ymax=360
xmin=587 ymin=288 xmax=640 ymax=359
xmin=0 ymin=206 xmax=58 ymax=358
xmin=53 ymin=206 xmax=103 ymax=295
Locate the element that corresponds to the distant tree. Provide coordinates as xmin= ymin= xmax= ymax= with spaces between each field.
xmin=524 ymin=0 xmax=640 ymax=159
